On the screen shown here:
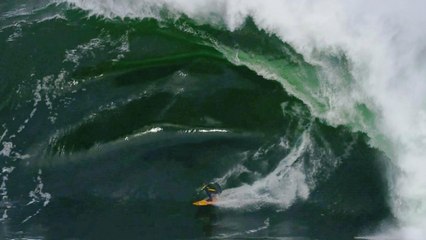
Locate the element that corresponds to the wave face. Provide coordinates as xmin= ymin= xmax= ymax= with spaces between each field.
xmin=0 ymin=0 xmax=425 ymax=239
xmin=62 ymin=0 xmax=426 ymax=237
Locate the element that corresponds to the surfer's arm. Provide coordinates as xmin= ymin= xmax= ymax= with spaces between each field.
xmin=197 ymin=184 xmax=207 ymax=192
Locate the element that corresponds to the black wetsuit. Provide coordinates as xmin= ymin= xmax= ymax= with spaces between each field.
xmin=201 ymin=183 xmax=222 ymax=201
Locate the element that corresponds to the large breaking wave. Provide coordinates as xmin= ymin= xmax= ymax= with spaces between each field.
xmin=60 ymin=0 xmax=426 ymax=238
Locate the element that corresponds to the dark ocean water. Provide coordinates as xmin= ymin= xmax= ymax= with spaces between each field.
xmin=0 ymin=1 xmax=399 ymax=239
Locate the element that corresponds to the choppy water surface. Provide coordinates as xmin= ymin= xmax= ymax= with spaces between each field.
xmin=2 ymin=1 xmax=426 ymax=239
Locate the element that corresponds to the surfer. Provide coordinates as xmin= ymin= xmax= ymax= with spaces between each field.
xmin=199 ymin=182 xmax=222 ymax=201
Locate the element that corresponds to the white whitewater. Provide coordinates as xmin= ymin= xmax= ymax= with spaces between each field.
xmin=216 ymin=131 xmax=312 ymax=209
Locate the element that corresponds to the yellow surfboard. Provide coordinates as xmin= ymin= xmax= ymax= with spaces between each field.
xmin=192 ymin=199 xmax=217 ymax=206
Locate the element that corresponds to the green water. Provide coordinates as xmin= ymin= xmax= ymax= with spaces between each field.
xmin=0 ymin=3 xmax=391 ymax=239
